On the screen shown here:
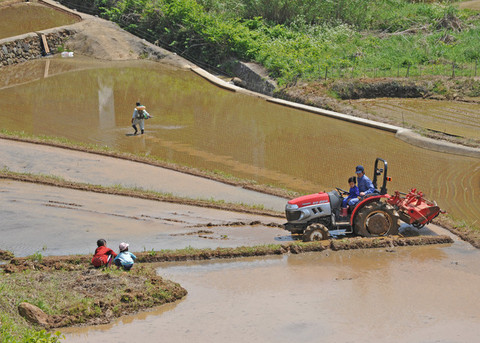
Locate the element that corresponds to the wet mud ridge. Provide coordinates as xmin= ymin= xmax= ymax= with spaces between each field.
xmin=0 ymin=235 xmax=453 ymax=272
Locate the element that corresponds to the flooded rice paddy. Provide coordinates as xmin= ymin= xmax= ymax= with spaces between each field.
xmin=351 ymin=98 xmax=480 ymax=140
xmin=0 ymin=180 xmax=286 ymax=257
xmin=1 ymin=56 xmax=478 ymax=225
xmin=62 ymin=243 xmax=480 ymax=342
xmin=0 ymin=2 xmax=79 ymax=40
xmin=0 ymin=138 xmax=287 ymax=212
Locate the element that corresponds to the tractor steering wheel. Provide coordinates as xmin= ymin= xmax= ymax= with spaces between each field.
xmin=336 ymin=187 xmax=349 ymax=196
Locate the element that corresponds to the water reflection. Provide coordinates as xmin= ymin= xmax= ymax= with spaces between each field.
xmin=2 ymin=57 xmax=479 ymax=224
xmin=97 ymin=76 xmax=116 ymax=129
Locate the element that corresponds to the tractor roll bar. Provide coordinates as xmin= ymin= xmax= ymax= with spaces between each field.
xmin=373 ymin=158 xmax=388 ymax=195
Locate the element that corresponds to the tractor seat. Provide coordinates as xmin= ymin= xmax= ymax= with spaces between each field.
xmin=328 ymin=190 xmax=343 ymax=209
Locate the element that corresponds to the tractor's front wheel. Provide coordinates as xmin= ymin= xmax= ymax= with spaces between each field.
xmin=354 ymin=202 xmax=399 ymax=237
xmin=303 ymin=223 xmax=329 ymax=242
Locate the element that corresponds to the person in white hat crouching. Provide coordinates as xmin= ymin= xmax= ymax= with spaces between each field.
xmin=114 ymin=242 xmax=137 ymax=271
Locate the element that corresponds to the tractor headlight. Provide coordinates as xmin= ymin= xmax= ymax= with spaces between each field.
xmin=286 ymin=203 xmax=299 ymax=210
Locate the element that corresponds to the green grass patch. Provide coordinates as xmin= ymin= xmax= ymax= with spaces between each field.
xmin=0 ymin=265 xmax=187 ymax=340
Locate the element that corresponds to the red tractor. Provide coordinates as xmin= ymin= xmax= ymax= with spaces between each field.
xmin=283 ymin=158 xmax=442 ymax=241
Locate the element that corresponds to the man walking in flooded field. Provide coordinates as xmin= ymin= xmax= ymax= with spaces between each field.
xmin=131 ymin=102 xmax=151 ymax=135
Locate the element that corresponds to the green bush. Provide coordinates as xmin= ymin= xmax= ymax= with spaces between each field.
xmin=60 ymin=0 xmax=480 ymax=85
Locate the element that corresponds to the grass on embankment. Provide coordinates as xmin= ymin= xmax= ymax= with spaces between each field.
xmin=2 ymin=234 xmax=455 ymax=273
xmin=434 ymin=215 xmax=480 ymax=249
xmin=0 ymin=264 xmax=186 ymax=342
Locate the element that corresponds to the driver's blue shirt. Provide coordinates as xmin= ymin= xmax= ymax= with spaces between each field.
xmin=357 ymin=174 xmax=375 ymax=195
xmin=347 ymin=174 xmax=375 ymax=207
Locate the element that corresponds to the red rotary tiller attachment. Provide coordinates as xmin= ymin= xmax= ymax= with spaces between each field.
xmin=388 ymin=188 xmax=444 ymax=228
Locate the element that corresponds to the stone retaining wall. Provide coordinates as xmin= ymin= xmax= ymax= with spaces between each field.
xmin=0 ymin=29 xmax=73 ymax=67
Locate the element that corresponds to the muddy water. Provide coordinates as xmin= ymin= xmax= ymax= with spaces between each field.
xmin=1 ymin=57 xmax=479 ymax=224
xmin=63 ymin=242 xmax=480 ymax=343
xmin=0 ymin=180 xmax=286 ymax=257
xmin=0 ymin=2 xmax=79 ymax=40
xmin=351 ymin=98 xmax=480 ymax=140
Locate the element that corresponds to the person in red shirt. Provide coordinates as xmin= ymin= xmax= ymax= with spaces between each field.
xmin=91 ymin=239 xmax=117 ymax=268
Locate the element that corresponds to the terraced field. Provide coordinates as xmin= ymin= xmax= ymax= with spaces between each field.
xmin=0 ymin=56 xmax=478 ymax=226
xmin=350 ymin=98 xmax=480 ymax=140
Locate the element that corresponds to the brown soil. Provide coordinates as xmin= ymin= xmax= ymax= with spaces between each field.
xmin=61 ymin=8 xmax=190 ymax=67
xmin=0 ymin=250 xmax=14 ymax=260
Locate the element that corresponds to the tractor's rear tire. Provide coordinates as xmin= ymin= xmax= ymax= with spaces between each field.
xmin=354 ymin=202 xmax=399 ymax=237
xmin=303 ymin=223 xmax=329 ymax=242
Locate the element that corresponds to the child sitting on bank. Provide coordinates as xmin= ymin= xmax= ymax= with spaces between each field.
xmin=114 ymin=242 xmax=137 ymax=271
xmin=91 ymin=239 xmax=117 ymax=268
xmin=342 ymin=176 xmax=360 ymax=208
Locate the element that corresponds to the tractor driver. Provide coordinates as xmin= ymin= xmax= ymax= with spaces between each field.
xmin=347 ymin=165 xmax=375 ymax=207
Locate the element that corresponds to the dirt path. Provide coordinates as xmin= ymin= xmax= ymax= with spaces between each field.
xmin=41 ymin=0 xmax=191 ymax=67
